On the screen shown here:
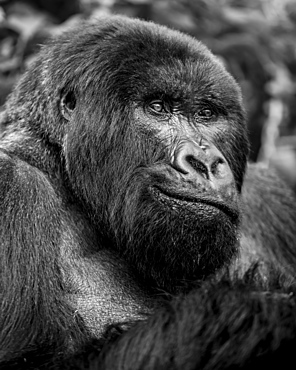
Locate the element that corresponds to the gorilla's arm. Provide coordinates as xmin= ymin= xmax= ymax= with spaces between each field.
xmin=0 ymin=151 xmax=85 ymax=362
xmin=62 ymin=276 xmax=296 ymax=370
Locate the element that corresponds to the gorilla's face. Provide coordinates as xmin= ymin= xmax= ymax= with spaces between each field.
xmin=60 ymin=17 xmax=248 ymax=292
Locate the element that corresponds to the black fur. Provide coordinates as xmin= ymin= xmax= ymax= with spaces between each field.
xmin=0 ymin=15 xmax=296 ymax=369
xmin=62 ymin=273 xmax=296 ymax=370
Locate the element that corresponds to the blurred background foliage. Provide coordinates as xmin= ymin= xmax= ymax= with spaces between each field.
xmin=0 ymin=0 xmax=296 ymax=190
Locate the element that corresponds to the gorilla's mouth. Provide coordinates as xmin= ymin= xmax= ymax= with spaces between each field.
xmin=150 ymin=186 xmax=239 ymax=222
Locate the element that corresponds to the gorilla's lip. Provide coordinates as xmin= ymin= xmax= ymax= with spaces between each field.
xmin=151 ymin=185 xmax=239 ymax=222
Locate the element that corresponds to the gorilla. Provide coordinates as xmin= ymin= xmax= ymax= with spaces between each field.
xmin=1 ymin=15 xmax=296 ymax=370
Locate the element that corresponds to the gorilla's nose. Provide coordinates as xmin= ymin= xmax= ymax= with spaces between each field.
xmin=171 ymin=139 xmax=235 ymax=189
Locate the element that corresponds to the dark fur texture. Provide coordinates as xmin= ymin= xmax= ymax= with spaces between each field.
xmin=0 ymin=15 xmax=296 ymax=369
xmin=62 ymin=274 xmax=296 ymax=370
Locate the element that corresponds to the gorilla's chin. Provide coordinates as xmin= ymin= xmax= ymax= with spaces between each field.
xmin=119 ymin=197 xmax=240 ymax=293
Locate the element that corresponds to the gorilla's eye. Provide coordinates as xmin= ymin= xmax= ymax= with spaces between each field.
xmin=148 ymin=101 xmax=167 ymax=114
xmin=197 ymin=108 xmax=213 ymax=118
xmin=61 ymin=91 xmax=76 ymax=120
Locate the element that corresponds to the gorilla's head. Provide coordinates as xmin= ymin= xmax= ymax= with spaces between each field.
xmin=9 ymin=16 xmax=248 ymax=292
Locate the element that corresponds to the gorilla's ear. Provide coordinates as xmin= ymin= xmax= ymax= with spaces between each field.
xmin=60 ymin=90 xmax=76 ymax=121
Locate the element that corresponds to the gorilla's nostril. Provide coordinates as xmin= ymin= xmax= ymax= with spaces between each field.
xmin=186 ymin=155 xmax=209 ymax=179
xmin=211 ymin=158 xmax=226 ymax=177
